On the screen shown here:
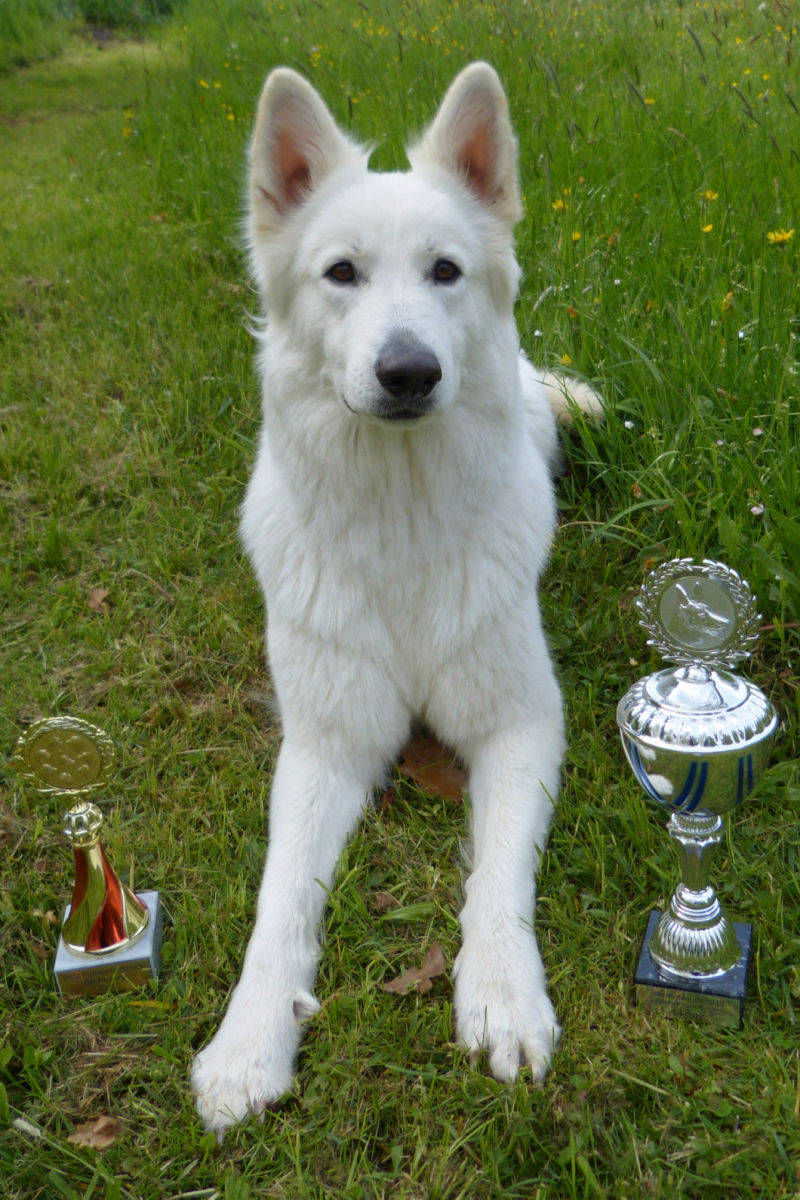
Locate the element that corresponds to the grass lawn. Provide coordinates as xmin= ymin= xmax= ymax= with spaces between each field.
xmin=1 ymin=0 xmax=799 ymax=1196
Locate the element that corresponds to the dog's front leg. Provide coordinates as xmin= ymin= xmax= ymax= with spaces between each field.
xmin=191 ymin=740 xmax=369 ymax=1134
xmin=454 ymin=721 xmax=563 ymax=1084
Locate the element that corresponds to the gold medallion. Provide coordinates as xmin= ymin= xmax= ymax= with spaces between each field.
xmin=11 ymin=716 xmax=116 ymax=796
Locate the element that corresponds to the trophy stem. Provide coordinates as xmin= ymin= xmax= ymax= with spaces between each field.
xmin=649 ymin=812 xmax=741 ymax=979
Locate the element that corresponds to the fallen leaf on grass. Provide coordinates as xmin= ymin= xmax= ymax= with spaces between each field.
xmin=381 ymin=943 xmax=446 ymax=996
xmin=371 ymin=891 xmax=400 ymax=913
xmin=67 ymin=1115 xmax=122 ymax=1150
xmin=87 ymin=587 xmax=110 ymax=613
xmin=396 ymin=732 xmax=467 ymax=802
xmin=377 ymin=786 xmax=395 ymax=816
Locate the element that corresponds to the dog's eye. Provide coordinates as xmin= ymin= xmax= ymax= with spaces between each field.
xmin=325 ymin=261 xmax=357 ymax=285
xmin=432 ymin=259 xmax=461 ymax=284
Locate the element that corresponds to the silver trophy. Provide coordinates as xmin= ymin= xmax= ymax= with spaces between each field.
xmin=617 ymin=559 xmax=779 ymax=1026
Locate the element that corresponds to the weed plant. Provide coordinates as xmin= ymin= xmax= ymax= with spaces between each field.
xmin=1 ymin=1 xmax=799 ymax=1197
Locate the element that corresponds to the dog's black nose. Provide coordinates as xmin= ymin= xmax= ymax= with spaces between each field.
xmin=375 ymin=339 xmax=442 ymax=409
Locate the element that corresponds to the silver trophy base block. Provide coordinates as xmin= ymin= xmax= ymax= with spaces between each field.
xmin=54 ymin=890 xmax=163 ymax=997
xmin=634 ymin=909 xmax=751 ymax=1029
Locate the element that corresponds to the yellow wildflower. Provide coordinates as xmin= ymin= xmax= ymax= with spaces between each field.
xmin=571 ymin=230 xmax=581 ymax=242
xmin=560 ymin=353 xmax=572 ymax=366
xmin=766 ymin=228 xmax=795 ymax=247
xmin=702 ymin=224 xmax=713 ymax=233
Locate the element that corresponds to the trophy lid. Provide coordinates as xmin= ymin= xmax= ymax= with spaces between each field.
xmin=11 ymin=716 xmax=116 ymax=796
xmin=635 ymin=558 xmax=760 ymax=667
xmin=621 ymin=557 xmax=777 ymax=747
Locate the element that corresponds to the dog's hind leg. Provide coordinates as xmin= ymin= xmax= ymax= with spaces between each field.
xmin=191 ymin=739 xmax=377 ymax=1136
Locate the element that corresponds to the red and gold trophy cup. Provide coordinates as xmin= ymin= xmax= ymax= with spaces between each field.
xmin=12 ymin=716 xmax=162 ymax=996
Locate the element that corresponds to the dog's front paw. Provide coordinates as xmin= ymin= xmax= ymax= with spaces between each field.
xmin=191 ymin=987 xmax=318 ymax=1135
xmin=453 ymin=938 xmax=560 ymax=1084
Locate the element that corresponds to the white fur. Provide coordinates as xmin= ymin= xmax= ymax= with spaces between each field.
xmin=191 ymin=62 xmax=602 ymax=1135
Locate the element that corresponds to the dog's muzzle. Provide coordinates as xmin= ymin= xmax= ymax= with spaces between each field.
xmin=373 ymin=334 xmax=442 ymax=421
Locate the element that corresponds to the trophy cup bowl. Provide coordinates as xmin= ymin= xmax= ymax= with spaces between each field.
xmin=617 ymin=560 xmax=778 ymax=1025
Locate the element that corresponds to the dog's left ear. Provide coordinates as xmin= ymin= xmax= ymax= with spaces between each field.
xmin=408 ymin=62 xmax=521 ymax=227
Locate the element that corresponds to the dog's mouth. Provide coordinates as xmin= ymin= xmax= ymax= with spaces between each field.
xmin=342 ymin=395 xmax=438 ymax=426
xmin=377 ymin=401 xmax=436 ymax=422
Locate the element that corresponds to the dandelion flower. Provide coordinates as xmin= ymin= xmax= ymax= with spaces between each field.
xmin=560 ymin=353 xmax=572 ymax=366
xmin=766 ymin=228 xmax=794 ymax=247
xmin=552 ymin=198 xmax=565 ymax=211
xmin=702 ymin=189 xmax=718 ymax=201
xmin=571 ymin=230 xmax=581 ymax=242
xmin=702 ymin=223 xmax=713 ymax=233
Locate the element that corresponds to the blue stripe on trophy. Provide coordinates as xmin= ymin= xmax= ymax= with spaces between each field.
xmin=625 ymin=740 xmax=664 ymax=804
xmin=671 ymin=762 xmax=697 ymax=809
xmin=680 ymin=762 xmax=708 ymax=812
xmin=736 ymin=753 xmax=754 ymax=805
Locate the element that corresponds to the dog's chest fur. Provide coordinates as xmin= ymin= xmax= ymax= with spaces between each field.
xmin=242 ymin=382 xmax=554 ymax=679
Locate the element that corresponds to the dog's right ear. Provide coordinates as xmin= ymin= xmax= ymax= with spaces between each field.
xmin=408 ymin=62 xmax=521 ymax=228
xmin=249 ymin=68 xmax=363 ymax=237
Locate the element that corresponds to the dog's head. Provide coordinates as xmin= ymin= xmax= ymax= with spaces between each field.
xmin=248 ymin=63 xmax=522 ymax=426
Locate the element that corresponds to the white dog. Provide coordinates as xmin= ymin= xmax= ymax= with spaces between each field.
xmin=192 ymin=61 xmax=602 ymax=1134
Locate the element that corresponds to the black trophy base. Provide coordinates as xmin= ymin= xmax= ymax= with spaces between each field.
xmin=54 ymin=890 xmax=163 ymax=997
xmin=634 ymin=909 xmax=751 ymax=1029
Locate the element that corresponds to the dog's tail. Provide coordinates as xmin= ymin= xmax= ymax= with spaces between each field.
xmin=537 ymin=371 xmax=604 ymax=427
xmin=519 ymin=355 xmax=603 ymax=472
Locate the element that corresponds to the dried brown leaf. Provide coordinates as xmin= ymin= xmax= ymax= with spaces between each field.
xmin=396 ymin=732 xmax=466 ymax=803
xmin=32 ymin=908 xmax=58 ymax=926
xmin=381 ymin=942 xmax=446 ymax=996
xmin=371 ymin=891 xmax=400 ymax=913
xmin=67 ymin=1114 xmax=122 ymax=1150
xmin=87 ymin=587 xmax=110 ymax=613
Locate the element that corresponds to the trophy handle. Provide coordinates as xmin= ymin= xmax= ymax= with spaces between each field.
xmin=649 ymin=812 xmax=742 ymax=978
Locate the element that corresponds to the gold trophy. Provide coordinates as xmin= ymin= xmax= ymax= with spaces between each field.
xmin=12 ymin=716 xmax=163 ymax=996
